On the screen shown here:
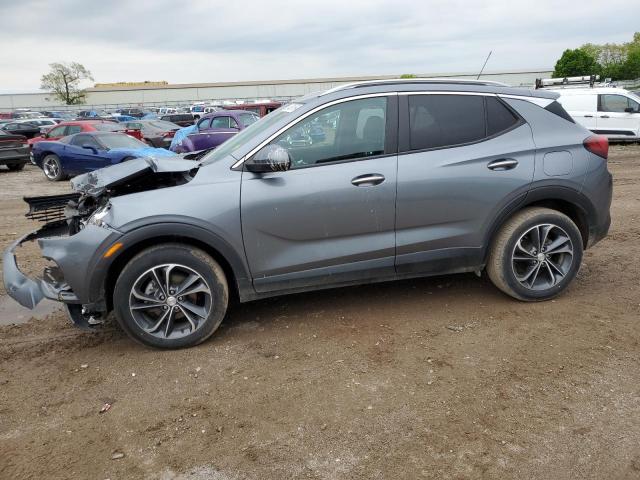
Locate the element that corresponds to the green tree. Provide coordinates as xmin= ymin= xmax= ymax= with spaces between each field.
xmin=552 ymin=48 xmax=599 ymax=77
xmin=40 ymin=62 xmax=93 ymax=105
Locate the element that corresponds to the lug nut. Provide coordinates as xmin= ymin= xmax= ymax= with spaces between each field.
xmin=163 ymin=305 xmax=168 ymax=310
xmin=159 ymin=295 xmax=165 ymax=300
xmin=169 ymin=289 xmax=175 ymax=294
xmin=178 ymin=296 xmax=184 ymax=301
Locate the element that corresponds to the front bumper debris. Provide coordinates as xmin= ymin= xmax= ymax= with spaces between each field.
xmin=3 ymin=221 xmax=78 ymax=309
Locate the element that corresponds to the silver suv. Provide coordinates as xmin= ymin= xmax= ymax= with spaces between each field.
xmin=4 ymin=79 xmax=612 ymax=349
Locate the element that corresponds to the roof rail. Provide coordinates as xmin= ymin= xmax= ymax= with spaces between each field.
xmin=321 ymin=78 xmax=510 ymax=96
xmin=534 ymin=75 xmax=606 ymax=89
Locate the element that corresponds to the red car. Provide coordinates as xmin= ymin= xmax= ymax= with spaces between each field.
xmin=28 ymin=120 xmax=142 ymax=147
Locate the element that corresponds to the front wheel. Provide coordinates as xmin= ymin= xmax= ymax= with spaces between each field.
xmin=113 ymin=244 xmax=229 ymax=349
xmin=487 ymin=207 xmax=583 ymax=301
xmin=42 ymin=154 xmax=64 ymax=181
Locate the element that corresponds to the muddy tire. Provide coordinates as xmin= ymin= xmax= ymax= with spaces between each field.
xmin=487 ymin=207 xmax=583 ymax=301
xmin=42 ymin=154 xmax=64 ymax=181
xmin=113 ymin=243 xmax=229 ymax=349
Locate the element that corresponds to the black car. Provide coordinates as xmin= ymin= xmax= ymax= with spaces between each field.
xmin=1 ymin=122 xmax=41 ymax=139
xmin=119 ymin=108 xmax=145 ymax=118
xmin=0 ymin=131 xmax=29 ymax=171
xmin=124 ymin=119 xmax=181 ymax=148
xmin=160 ymin=113 xmax=195 ymax=127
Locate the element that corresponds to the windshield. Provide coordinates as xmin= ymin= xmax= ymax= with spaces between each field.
xmin=99 ymin=133 xmax=147 ymax=149
xmin=200 ymin=104 xmax=303 ymax=165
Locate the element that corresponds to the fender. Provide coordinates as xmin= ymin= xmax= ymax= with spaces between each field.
xmin=84 ymin=217 xmax=254 ymax=309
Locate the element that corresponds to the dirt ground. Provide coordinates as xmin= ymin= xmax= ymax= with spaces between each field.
xmin=0 ymin=147 xmax=639 ymax=480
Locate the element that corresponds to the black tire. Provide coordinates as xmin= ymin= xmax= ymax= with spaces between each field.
xmin=7 ymin=163 xmax=25 ymax=171
xmin=42 ymin=154 xmax=64 ymax=181
xmin=113 ymin=244 xmax=229 ymax=349
xmin=487 ymin=207 xmax=583 ymax=301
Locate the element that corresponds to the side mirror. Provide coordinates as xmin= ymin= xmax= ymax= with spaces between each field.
xmin=624 ymin=107 xmax=636 ymax=113
xmin=245 ymin=144 xmax=291 ymax=173
xmin=82 ymin=144 xmax=98 ymax=154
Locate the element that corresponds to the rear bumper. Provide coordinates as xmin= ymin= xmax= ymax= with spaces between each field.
xmin=0 ymin=151 xmax=29 ymax=165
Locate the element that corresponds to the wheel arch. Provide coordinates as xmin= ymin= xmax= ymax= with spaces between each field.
xmin=99 ymin=223 xmax=252 ymax=312
xmin=483 ymin=186 xmax=595 ymax=264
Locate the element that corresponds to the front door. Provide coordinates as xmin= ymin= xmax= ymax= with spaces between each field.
xmin=241 ymin=95 xmax=398 ymax=293
xmin=597 ymin=93 xmax=640 ymax=138
xmin=395 ymin=93 xmax=536 ymax=274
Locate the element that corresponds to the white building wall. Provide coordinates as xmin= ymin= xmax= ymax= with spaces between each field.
xmin=0 ymin=70 xmax=552 ymax=111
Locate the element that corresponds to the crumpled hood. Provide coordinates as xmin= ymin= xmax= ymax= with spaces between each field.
xmin=71 ymin=155 xmax=198 ymax=196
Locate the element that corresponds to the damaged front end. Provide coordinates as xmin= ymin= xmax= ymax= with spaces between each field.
xmin=3 ymin=155 xmax=200 ymax=329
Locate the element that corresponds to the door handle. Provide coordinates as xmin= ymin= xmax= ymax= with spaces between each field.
xmin=583 ymin=115 xmax=594 ymax=118
xmin=600 ymin=115 xmax=610 ymax=118
xmin=487 ymin=159 xmax=518 ymax=171
xmin=351 ymin=173 xmax=385 ymax=186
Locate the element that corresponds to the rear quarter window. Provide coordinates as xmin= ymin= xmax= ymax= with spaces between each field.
xmin=544 ymin=101 xmax=576 ymax=124
xmin=486 ymin=97 xmax=521 ymax=136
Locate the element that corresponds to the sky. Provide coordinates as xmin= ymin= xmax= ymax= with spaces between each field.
xmin=0 ymin=0 xmax=635 ymax=93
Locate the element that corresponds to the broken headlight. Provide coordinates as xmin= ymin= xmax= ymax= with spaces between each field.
xmin=85 ymin=204 xmax=112 ymax=228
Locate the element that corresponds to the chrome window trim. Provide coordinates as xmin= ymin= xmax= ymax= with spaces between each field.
xmin=498 ymin=94 xmax=554 ymax=108
xmin=231 ymin=92 xmax=396 ymax=169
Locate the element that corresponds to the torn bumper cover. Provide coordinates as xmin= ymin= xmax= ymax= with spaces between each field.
xmin=3 ymin=221 xmax=77 ymax=309
xmin=3 ymin=220 xmax=117 ymax=323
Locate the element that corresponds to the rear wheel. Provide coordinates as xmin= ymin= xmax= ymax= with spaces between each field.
xmin=487 ymin=207 xmax=583 ymax=301
xmin=7 ymin=163 xmax=25 ymax=171
xmin=113 ymin=244 xmax=229 ymax=349
xmin=42 ymin=154 xmax=64 ymax=181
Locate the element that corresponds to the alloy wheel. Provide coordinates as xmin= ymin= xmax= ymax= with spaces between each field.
xmin=43 ymin=157 xmax=59 ymax=179
xmin=128 ymin=263 xmax=212 ymax=339
xmin=511 ymin=223 xmax=574 ymax=291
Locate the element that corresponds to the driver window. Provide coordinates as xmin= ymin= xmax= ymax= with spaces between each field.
xmin=600 ymin=94 xmax=633 ymax=113
xmin=72 ymin=134 xmax=101 ymax=148
xmin=211 ymin=116 xmax=231 ymax=129
xmin=268 ymin=96 xmax=387 ymax=169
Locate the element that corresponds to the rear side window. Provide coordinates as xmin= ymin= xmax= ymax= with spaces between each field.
xmin=486 ymin=97 xmax=520 ymax=136
xmin=544 ymin=101 xmax=575 ymax=124
xmin=67 ymin=125 xmax=82 ymax=134
xmin=599 ymin=94 xmax=640 ymax=113
xmin=408 ymin=95 xmax=485 ymax=150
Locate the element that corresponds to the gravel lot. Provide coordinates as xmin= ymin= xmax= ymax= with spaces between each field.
xmin=0 ymin=146 xmax=639 ymax=480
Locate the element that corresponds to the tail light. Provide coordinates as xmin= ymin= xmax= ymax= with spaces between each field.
xmin=162 ymin=131 xmax=175 ymax=139
xmin=583 ymin=135 xmax=608 ymax=160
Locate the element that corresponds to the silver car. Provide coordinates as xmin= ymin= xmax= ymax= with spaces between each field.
xmin=4 ymin=79 xmax=612 ymax=349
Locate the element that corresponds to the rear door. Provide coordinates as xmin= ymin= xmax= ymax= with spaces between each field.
xmin=241 ymin=95 xmax=399 ymax=292
xmin=395 ymin=93 xmax=536 ymax=275
xmin=597 ymin=93 xmax=640 ymax=138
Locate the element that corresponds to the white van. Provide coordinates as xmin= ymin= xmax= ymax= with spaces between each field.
xmin=554 ymin=87 xmax=640 ymax=140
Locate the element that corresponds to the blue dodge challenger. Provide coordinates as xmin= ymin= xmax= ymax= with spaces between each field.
xmin=32 ymin=131 xmax=177 ymax=181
